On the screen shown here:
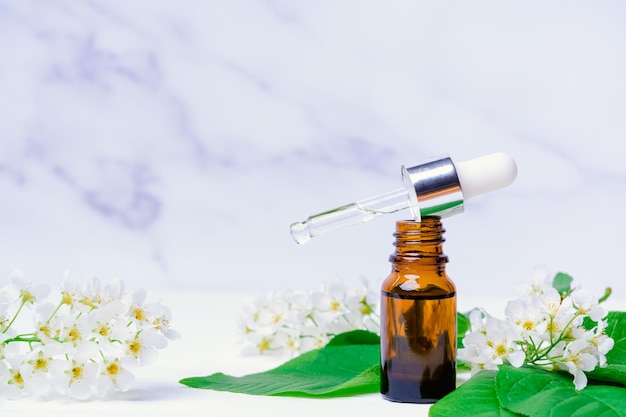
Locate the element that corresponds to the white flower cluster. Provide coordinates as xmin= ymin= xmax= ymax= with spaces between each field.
xmin=0 ymin=270 xmax=179 ymax=400
xmin=239 ymin=281 xmax=379 ymax=356
xmin=459 ymin=268 xmax=614 ymax=390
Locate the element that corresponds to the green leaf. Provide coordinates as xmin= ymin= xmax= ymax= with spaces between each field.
xmin=429 ymin=370 xmax=518 ymax=417
xmin=497 ymin=365 xmax=626 ymax=417
xmin=552 ymin=272 xmax=574 ymax=296
xmin=326 ymin=329 xmax=379 ymax=347
xmin=588 ymin=311 xmax=626 ymax=386
xmin=457 ymin=312 xmax=470 ymax=349
xmin=180 ymin=330 xmax=380 ymax=397
xmin=589 ymin=364 xmax=626 ymax=388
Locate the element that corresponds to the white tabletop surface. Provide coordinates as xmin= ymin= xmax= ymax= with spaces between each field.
xmin=1 ymin=290 xmax=622 ymax=417
xmin=0 ymin=290 xmax=430 ymax=417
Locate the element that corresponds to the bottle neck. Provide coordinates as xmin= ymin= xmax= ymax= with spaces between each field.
xmin=389 ymin=217 xmax=448 ymax=266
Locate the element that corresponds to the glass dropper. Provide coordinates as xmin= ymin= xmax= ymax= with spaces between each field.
xmin=289 ymin=187 xmax=411 ymax=245
xmin=289 ymin=153 xmax=517 ymax=244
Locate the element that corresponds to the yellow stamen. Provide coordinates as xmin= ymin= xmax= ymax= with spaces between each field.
xmin=20 ymin=290 xmax=35 ymax=303
xmin=61 ymin=291 xmax=73 ymax=305
xmin=98 ymin=325 xmax=110 ymax=337
xmin=80 ymin=297 xmax=96 ymax=308
xmin=68 ymin=326 xmax=81 ymax=342
xmin=39 ymin=324 xmax=51 ymax=338
xmin=71 ymin=365 xmax=83 ymax=380
xmin=133 ymin=308 xmax=145 ymax=322
xmin=33 ymin=357 xmax=48 ymax=371
xmin=106 ymin=362 xmax=120 ymax=376
xmin=12 ymin=371 xmax=24 ymax=385
xmin=129 ymin=340 xmax=141 ymax=355
xmin=258 ymin=338 xmax=270 ymax=353
xmin=495 ymin=344 xmax=508 ymax=357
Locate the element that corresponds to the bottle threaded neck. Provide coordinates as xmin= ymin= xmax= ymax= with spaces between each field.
xmin=389 ymin=216 xmax=448 ymax=264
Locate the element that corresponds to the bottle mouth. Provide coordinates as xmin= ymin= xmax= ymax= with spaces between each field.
xmin=394 ymin=216 xmax=445 ymax=234
xmin=391 ymin=216 xmax=447 ymax=262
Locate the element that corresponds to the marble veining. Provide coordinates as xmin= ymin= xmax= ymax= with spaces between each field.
xmin=0 ymin=1 xmax=625 ymax=302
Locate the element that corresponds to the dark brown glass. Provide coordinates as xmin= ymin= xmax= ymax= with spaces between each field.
xmin=380 ymin=217 xmax=456 ymax=403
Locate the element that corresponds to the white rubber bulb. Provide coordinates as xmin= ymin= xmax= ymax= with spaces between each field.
xmin=455 ymin=152 xmax=517 ymax=200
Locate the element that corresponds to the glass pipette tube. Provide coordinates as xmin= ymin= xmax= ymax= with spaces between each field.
xmin=289 ymin=153 xmax=517 ymax=245
xmin=289 ymin=188 xmax=410 ymax=245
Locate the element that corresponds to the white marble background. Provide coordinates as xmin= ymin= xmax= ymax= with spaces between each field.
xmin=1 ymin=0 xmax=625 ymax=303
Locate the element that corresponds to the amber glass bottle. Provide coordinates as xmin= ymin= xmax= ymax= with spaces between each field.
xmin=380 ymin=216 xmax=456 ymax=403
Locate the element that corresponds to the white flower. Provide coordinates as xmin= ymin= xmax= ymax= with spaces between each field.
xmin=9 ymin=270 xmax=50 ymax=307
xmin=0 ymin=360 xmax=12 ymax=398
xmin=263 ymin=295 xmax=291 ymax=331
xmin=538 ymin=287 xmax=564 ymax=317
xmin=557 ymin=339 xmax=598 ymax=390
xmin=459 ymin=270 xmax=616 ymax=390
xmin=579 ymin=319 xmax=614 ymax=368
xmin=59 ymin=360 xmax=100 ymax=400
xmin=238 ymin=280 xmax=379 ymax=357
xmin=468 ymin=309 xmax=488 ymax=334
xmin=125 ymin=329 xmax=167 ymax=366
xmin=101 ymin=279 xmax=126 ymax=303
xmin=0 ymin=272 xmax=176 ymax=399
xmin=91 ymin=317 xmax=132 ymax=357
xmin=273 ymin=328 xmax=302 ymax=356
xmin=300 ymin=326 xmax=330 ymax=353
xmin=240 ymin=295 xmax=273 ymax=331
xmin=6 ymin=367 xmax=26 ymax=399
xmin=244 ymin=331 xmax=283 ymax=356
xmin=458 ymin=332 xmax=500 ymax=372
xmin=0 ymin=336 xmax=21 ymax=362
xmin=97 ymin=358 xmax=135 ymax=396
xmin=516 ymin=266 xmax=553 ymax=298
xmin=76 ymin=277 xmax=105 ymax=311
xmin=19 ymin=348 xmax=58 ymax=397
xmin=128 ymin=288 xmax=152 ymax=327
xmin=311 ymin=283 xmax=348 ymax=318
xmin=504 ymin=298 xmax=545 ymax=340
xmin=0 ymin=281 xmax=20 ymax=306
xmin=345 ymin=280 xmax=380 ymax=332
xmin=572 ymin=288 xmax=606 ymax=322
xmin=33 ymin=302 xmax=64 ymax=344
xmin=287 ymin=292 xmax=315 ymax=323
xmin=56 ymin=315 xmax=99 ymax=361
xmin=460 ymin=316 xmax=525 ymax=375
xmin=149 ymin=303 xmax=181 ymax=341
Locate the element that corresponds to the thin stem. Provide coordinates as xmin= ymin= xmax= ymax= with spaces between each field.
xmin=527 ymin=312 xmax=583 ymax=365
xmin=4 ymin=336 xmax=41 ymax=344
xmin=548 ymin=316 xmax=554 ymax=345
xmin=526 ymin=336 xmax=540 ymax=360
xmin=47 ymin=300 xmax=65 ymax=323
xmin=598 ymin=287 xmax=612 ymax=304
xmin=3 ymin=299 xmax=27 ymax=334
xmin=13 ymin=332 xmax=36 ymax=339
xmin=554 ymin=313 xmax=581 ymax=345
